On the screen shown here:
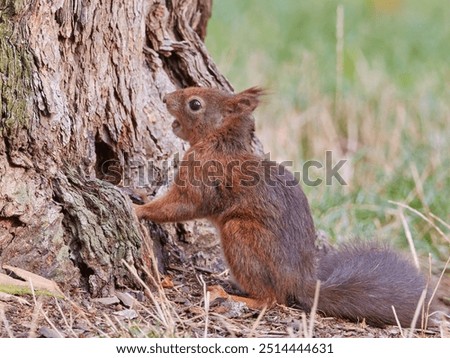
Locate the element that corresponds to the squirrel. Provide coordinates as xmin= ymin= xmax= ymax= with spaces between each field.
xmin=135 ymin=86 xmax=430 ymax=328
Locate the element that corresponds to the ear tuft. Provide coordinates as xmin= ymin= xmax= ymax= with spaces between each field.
xmin=226 ymin=86 xmax=266 ymax=115
xmin=239 ymin=86 xmax=267 ymax=98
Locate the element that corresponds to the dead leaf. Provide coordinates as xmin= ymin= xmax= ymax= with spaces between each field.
xmin=92 ymin=296 xmax=120 ymax=306
xmin=116 ymin=291 xmax=136 ymax=308
xmin=114 ymin=309 xmax=138 ymax=319
xmin=187 ymin=306 xmax=204 ymax=315
xmin=39 ymin=326 xmax=64 ymax=338
xmin=161 ymin=275 xmax=174 ymax=288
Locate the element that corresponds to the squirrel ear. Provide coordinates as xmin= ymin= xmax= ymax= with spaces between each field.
xmin=226 ymin=87 xmax=265 ymax=115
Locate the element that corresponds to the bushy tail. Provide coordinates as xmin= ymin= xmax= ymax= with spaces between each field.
xmin=316 ymin=244 xmax=428 ymax=327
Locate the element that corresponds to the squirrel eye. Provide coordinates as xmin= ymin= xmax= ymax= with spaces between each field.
xmin=188 ymin=99 xmax=202 ymax=111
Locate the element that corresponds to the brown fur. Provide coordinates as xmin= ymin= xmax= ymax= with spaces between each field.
xmin=135 ymin=86 xmax=429 ymax=327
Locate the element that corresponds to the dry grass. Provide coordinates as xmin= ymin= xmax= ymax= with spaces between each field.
xmin=1 ymin=234 xmax=449 ymax=338
xmin=0 ymin=286 xmax=447 ymax=338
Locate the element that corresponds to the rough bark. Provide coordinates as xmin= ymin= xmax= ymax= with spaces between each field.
xmin=0 ymin=0 xmax=233 ymax=297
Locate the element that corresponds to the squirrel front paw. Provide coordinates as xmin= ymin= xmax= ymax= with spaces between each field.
xmin=133 ymin=203 xmax=146 ymax=220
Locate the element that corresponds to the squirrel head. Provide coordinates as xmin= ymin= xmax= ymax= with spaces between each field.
xmin=163 ymin=87 xmax=265 ymax=145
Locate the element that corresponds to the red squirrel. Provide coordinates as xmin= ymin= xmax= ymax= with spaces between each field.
xmin=135 ymin=86 xmax=429 ymax=327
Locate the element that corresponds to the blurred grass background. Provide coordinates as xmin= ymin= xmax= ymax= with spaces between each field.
xmin=206 ymin=0 xmax=450 ymax=262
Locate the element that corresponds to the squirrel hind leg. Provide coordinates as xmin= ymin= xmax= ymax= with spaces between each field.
xmin=220 ymin=219 xmax=286 ymax=306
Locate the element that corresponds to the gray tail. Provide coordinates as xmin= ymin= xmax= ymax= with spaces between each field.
xmin=316 ymin=244 xmax=429 ymax=327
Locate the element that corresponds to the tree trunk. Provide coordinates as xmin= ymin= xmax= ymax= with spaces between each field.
xmin=0 ymin=0 xmax=233 ymax=297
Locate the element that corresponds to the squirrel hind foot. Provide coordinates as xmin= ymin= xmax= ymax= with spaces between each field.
xmin=207 ymin=285 xmax=275 ymax=310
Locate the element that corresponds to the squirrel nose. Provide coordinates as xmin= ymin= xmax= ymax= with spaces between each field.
xmin=162 ymin=95 xmax=167 ymax=104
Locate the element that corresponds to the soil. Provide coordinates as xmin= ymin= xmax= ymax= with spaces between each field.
xmin=1 ymin=230 xmax=448 ymax=338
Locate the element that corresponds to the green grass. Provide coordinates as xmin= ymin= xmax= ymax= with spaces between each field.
xmin=206 ymin=0 xmax=450 ymax=261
